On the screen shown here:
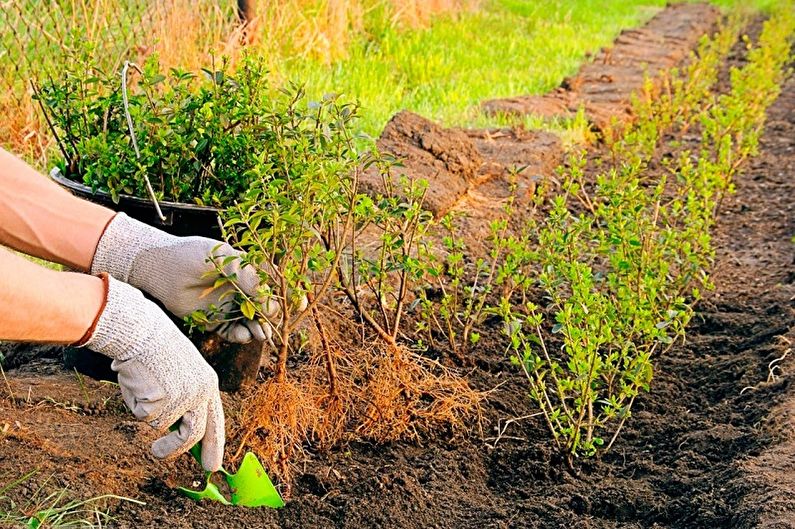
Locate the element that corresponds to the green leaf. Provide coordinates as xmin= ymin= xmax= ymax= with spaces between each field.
xmin=241 ymin=300 xmax=257 ymax=320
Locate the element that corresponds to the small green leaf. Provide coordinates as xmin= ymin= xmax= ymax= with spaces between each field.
xmin=241 ymin=300 xmax=257 ymax=320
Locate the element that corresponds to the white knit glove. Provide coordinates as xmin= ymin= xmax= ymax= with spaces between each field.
xmin=90 ymin=213 xmax=274 ymax=344
xmin=80 ymin=275 xmax=225 ymax=471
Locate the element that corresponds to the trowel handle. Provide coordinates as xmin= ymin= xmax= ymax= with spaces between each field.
xmin=188 ymin=441 xmax=203 ymax=467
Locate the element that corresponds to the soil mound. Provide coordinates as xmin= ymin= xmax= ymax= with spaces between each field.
xmin=360 ymin=110 xmax=483 ymax=217
xmin=464 ymin=127 xmax=562 ymax=182
xmin=444 ymin=128 xmax=562 ymax=252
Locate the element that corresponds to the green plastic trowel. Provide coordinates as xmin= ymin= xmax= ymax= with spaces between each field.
xmin=176 ymin=438 xmax=285 ymax=508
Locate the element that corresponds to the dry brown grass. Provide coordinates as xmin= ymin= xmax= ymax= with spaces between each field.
xmin=138 ymin=1 xmax=242 ymax=73
xmin=0 ymin=91 xmax=49 ymax=164
xmin=132 ymin=0 xmax=478 ymax=70
xmin=245 ymin=0 xmax=476 ymax=64
xmin=391 ymin=0 xmax=472 ymax=28
xmin=0 ymin=0 xmax=474 ymax=163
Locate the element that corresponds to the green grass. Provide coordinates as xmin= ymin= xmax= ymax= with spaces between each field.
xmin=280 ymin=0 xmax=667 ymax=137
xmin=279 ymin=0 xmax=781 ymax=138
xmin=0 ymin=470 xmax=144 ymax=528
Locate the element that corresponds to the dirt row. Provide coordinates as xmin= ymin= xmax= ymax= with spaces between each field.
xmin=482 ymin=2 xmax=722 ymax=131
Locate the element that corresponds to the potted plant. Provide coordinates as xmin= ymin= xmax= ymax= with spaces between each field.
xmin=36 ymin=54 xmax=277 ymax=238
xmin=34 ymin=53 xmax=363 ymax=389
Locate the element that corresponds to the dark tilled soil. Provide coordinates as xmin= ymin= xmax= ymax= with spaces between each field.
xmin=2 ymin=14 xmax=794 ymax=529
xmin=722 ymin=67 xmax=795 ymax=528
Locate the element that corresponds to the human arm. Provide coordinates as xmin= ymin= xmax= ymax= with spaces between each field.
xmin=0 ymin=147 xmax=271 ymax=343
xmin=0 ymin=147 xmax=115 ymax=271
xmin=0 ymin=246 xmax=104 ymax=342
xmin=0 ymin=246 xmax=225 ymax=471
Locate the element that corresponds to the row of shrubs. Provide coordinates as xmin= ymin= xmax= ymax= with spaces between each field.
xmin=493 ymin=6 xmax=794 ymax=460
xmin=36 ymin=4 xmax=794 ymax=480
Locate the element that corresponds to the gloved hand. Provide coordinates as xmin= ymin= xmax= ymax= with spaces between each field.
xmin=90 ymin=213 xmax=275 ymax=344
xmin=79 ymin=275 xmax=225 ymax=471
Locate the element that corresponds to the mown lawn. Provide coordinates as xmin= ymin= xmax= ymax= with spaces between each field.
xmin=278 ymin=0 xmax=778 ymax=137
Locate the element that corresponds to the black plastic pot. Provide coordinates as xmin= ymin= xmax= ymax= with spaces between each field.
xmin=50 ymin=167 xmax=223 ymax=239
xmin=51 ymin=168 xmax=262 ymax=392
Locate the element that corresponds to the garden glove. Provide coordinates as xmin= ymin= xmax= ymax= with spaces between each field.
xmin=79 ymin=275 xmax=224 ymax=471
xmin=90 ymin=212 xmax=275 ymax=344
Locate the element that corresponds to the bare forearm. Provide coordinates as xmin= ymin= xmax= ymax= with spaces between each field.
xmin=0 ymin=246 xmax=104 ymax=343
xmin=0 ymin=148 xmax=115 ymax=271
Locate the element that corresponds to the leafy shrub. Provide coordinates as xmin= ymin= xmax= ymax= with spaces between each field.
xmin=36 ymin=53 xmax=281 ymax=206
xmin=415 ymin=175 xmax=531 ymax=360
xmin=336 ymin=168 xmax=436 ymax=348
xmin=197 ymin=87 xmax=363 ymax=382
xmin=188 ymin=80 xmax=483 ymax=487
